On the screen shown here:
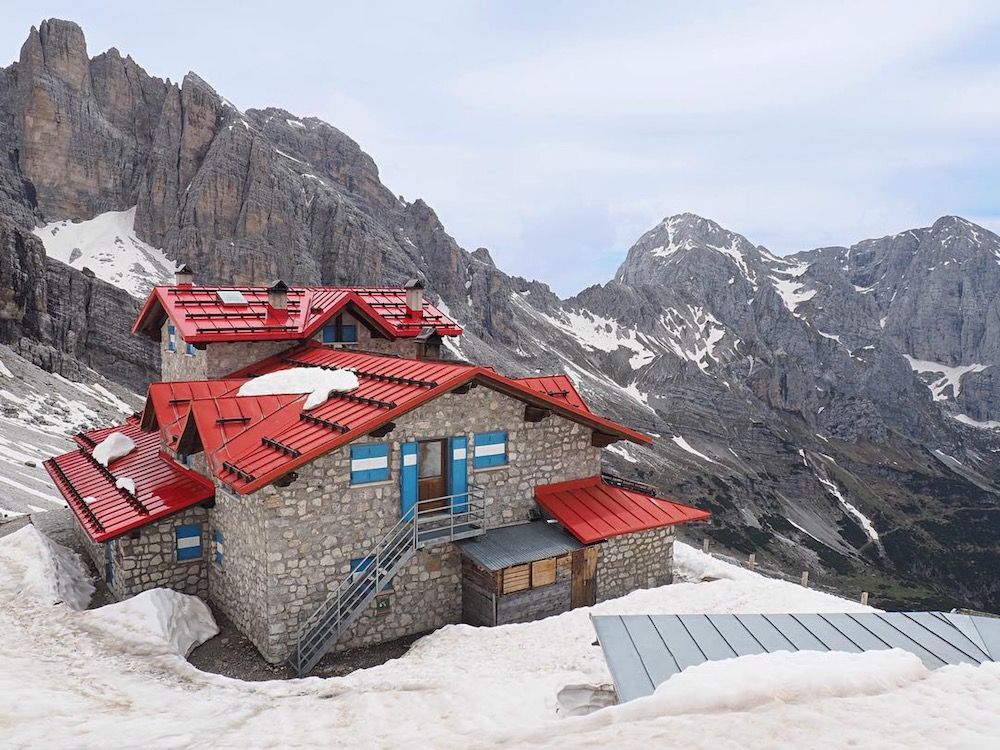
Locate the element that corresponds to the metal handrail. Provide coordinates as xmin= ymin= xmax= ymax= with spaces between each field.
xmin=292 ymin=486 xmax=486 ymax=671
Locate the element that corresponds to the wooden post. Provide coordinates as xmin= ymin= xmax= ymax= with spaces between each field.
xmin=748 ymin=553 xmax=756 ymax=568
xmin=800 ymin=571 xmax=809 ymax=587
xmin=702 ymin=538 xmax=710 ymax=554
xmin=860 ymin=591 xmax=869 ymax=606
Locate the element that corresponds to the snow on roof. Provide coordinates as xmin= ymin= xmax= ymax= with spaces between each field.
xmin=235 ymin=366 xmax=359 ymax=409
xmin=92 ymin=432 xmax=136 ymax=467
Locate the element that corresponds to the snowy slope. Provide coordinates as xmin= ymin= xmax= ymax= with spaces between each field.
xmin=32 ymin=207 xmax=177 ymax=298
xmin=2 ymin=527 xmax=998 ymax=749
xmin=0 ymin=345 xmax=142 ymax=519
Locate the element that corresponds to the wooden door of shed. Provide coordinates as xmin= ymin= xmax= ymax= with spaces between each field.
xmin=570 ymin=546 xmax=598 ymax=608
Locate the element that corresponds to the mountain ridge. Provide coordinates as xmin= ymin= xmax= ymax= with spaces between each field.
xmin=2 ymin=19 xmax=999 ymax=612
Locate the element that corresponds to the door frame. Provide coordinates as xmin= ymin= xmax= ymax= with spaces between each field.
xmin=417 ymin=437 xmax=450 ymax=510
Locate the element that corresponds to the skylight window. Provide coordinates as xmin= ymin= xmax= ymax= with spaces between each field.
xmin=217 ymin=290 xmax=248 ymax=305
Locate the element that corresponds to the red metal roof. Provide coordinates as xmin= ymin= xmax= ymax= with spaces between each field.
xmin=132 ymin=285 xmax=463 ymax=344
xmin=516 ymin=375 xmax=591 ymax=412
xmin=534 ymin=476 xmax=710 ymax=544
xmin=44 ymin=416 xmax=216 ymax=543
xmin=146 ymin=343 xmax=650 ymax=494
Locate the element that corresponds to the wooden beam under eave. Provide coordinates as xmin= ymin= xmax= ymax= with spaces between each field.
xmin=591 ymin=431 xmax=618 ymax=448
xmin=524 ymin=405 xmax=551 ymax=423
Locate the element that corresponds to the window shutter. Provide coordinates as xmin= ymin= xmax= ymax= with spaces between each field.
xmin=448 ymin=435 xmax=468 ymax=513
xmin=350 ymin=443 xmax=389 ymax=484
xmin=176 ymin=523 xmax=202 ymax=561
xmin=473 ymin=431 xmax=508 ymax=468
xmin=400 ymin=442 xmax=418 ymax=519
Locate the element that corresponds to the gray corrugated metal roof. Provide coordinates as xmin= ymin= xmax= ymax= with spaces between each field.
xmin=457 ymin=520 xmax=582 ymax=570
xmin=592 ymin=612 xmax=1000 ymax=703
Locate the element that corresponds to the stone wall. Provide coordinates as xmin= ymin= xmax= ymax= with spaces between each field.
xmin=207 ymin=485 xmax=270 ymax=651
xmin=72 ymin=505 xmax=209 ymax=600
xmin=209 ymin=382 xmax=602 ymax=662
xmin=596 ymin=526 xmax=675 ymax=602
xmin=159 ymin=320 xmax=292 ymax=381
xmin=310 ymin=309 xmax=442 ymax=359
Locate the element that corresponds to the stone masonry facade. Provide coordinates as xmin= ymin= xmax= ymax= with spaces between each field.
xmin=74 ymin=504 xmax=209 ymax=601
xmin=206 ymin=383 xmax=602 ymax=663
xmin=595 ymin=525 xmax=675 ymax=602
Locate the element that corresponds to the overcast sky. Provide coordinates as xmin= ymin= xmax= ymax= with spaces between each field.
xmin=3 ymin=1 xmax=1000 ymax=295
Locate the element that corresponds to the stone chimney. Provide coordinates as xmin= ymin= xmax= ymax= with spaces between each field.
xmin=404 ymin=278 xmax=424 ymax=317
xmin=268 ymin=279 xmax=289 ymax=310
xmin=175 ymin=264 xmax=194 ymax=286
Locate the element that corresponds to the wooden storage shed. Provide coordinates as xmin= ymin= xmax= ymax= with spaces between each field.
xmin=458 ymin=521 xmax=598 ymax=626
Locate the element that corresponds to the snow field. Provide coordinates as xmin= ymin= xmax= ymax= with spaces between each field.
xmin=2 ymin=526 xmax=998 ymax=749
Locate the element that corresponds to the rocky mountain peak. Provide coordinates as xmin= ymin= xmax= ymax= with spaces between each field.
xmin=20 ymin=19 xmax=91 ymax=88
xmin=614 ymin=212 xmax=761 ymax=290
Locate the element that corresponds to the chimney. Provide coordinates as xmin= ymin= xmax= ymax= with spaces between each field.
xmin=404 ymin=278 xmax=424 ymax=317
xmin=268 ymin=279 xmax=289 ymax=310
xmin=175 ymin=264 xmax=194 ymax=286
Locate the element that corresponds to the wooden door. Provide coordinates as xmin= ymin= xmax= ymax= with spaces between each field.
xmin=570 ymin=546 xmax=598 ymax=608
xmin=418 ymin=439 xmax=448 ymax=511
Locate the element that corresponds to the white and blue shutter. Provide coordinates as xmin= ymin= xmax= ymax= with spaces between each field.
xmin=401 ymin=441 xmax=418 ymax=519
xmin=449 ymin=435 xmax=468 ymax=513
xmin=214 ymin=530 xmax=224 ymax=565
xmin=176 ymin=523 xmax=202 ymax=561
xmin=473 ymin=431 xmax=508 ymax=469
xmin=167 ymin=324 xmax=177 ymax=352
xmin=350 ymin=443 xmax=390 ymax=485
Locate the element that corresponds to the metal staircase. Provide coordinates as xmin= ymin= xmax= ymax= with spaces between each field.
xmin=289 ymin=488 xmax=486 ymax=676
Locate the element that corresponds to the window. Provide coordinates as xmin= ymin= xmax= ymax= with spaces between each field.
xmin=350 ymin=443 xmax=390 ymax=485
xmin=322 ymin=318 xmax=359 ymax=344
xmin=167 ymin=324 xmax=177 ymax=352
xmin=214 ymin=530 xmax=224 ymax=565
xmin=473 ymin=431 xmax=508 ymax=469
xmin=217 ymin=290 xmax=248 ymax=305
xmin=175 ymin=523 xmax=202 ymax=561
xmin=185 ymin=341 xmax=195 ymax=356
xmin=177 ymin=452 xmax=194 ymax=468
xmin=501 ymin=557 xmax=557 ymax=594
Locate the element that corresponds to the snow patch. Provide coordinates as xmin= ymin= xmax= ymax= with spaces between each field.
xmin=33 ymin=208 xmax=177 ymax=298
xmin=904 ymin=357 xmax=989 ymax=401
xmin=0 ymin=358 xmax=12 ymax=378
xmin=92 ymin=432 xmax=136 ymax=467
xmin=82 ymin=589 xmax=218 ymax=658
xmin=951 ymin=413 xmax=1000 ymax=430
xmin=236 ymin=366 xmax=359 ymax=409
xmin=0 ymin=525 xmax=93 ymax=610
xmin=815 ymin=473 xmax=882 ymax=549
xmin=671 ymin=436 xmax=721 ymax=465
xmin=770 ymin=275 xmax=816 ymax=315
xmin=115 ymin=476 xmax=136 ymax=494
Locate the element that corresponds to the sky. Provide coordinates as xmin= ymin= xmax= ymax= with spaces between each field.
xmin=3 ymin=1 xmax=1000 ymax=296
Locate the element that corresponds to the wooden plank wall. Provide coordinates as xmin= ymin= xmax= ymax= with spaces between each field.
xmin=461 ymin=557 xmax=498 ymax=626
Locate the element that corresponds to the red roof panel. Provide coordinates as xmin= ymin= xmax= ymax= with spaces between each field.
xmin=132 ymin=285 xmax=463 ymax=344
xmin=516 ymin=375 xmax=591 ymax=412
xmin=151 ymin=343 xmax=650 ymax=494
xmin=44 ymin=416 xmax=216 ymax=543
xmin=534 ymin=476 xmax=710 ymax=544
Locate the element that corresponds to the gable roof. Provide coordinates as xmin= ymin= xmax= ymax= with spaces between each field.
xmin=147 ymin=343 xmax=650 ymax=494
xmin=534 ymin=476 xmax=710 ymax=544
xmin=132 ymin=285 xmax=463 ymax=344
xmin=43 ymin=416 xmax=215 ymax=542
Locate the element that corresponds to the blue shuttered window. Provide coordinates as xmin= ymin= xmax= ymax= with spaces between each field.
xmin=214 ymin=530 xmax=224 ymax=565
xmin=167 ymin=324 xmax=177 ymax=352
xmin=350 ymin=443 xmax=390 ymax=485
xmin=341 ymin=324 xmax=358 ymax=342
xmin=400 ymin=442 xmax=418 ymax=519
xmin=322 ymin=322 xmax=358 ymax=343
xmin=473 ymin=431 xmax=508 ymax=469
xmin=449 ymin=435 xmax=469 ymax=513
xmin=185 ymin=341 xmax=195 ymax=355
xmin=322 ymin=324 xmax=336 ymax=343
xmin=176 ymin=523 xmax=202 ymax=561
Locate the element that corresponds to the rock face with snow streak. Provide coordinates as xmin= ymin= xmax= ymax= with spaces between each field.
xmin=2 ymin=20 xmax=999 ymax=612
